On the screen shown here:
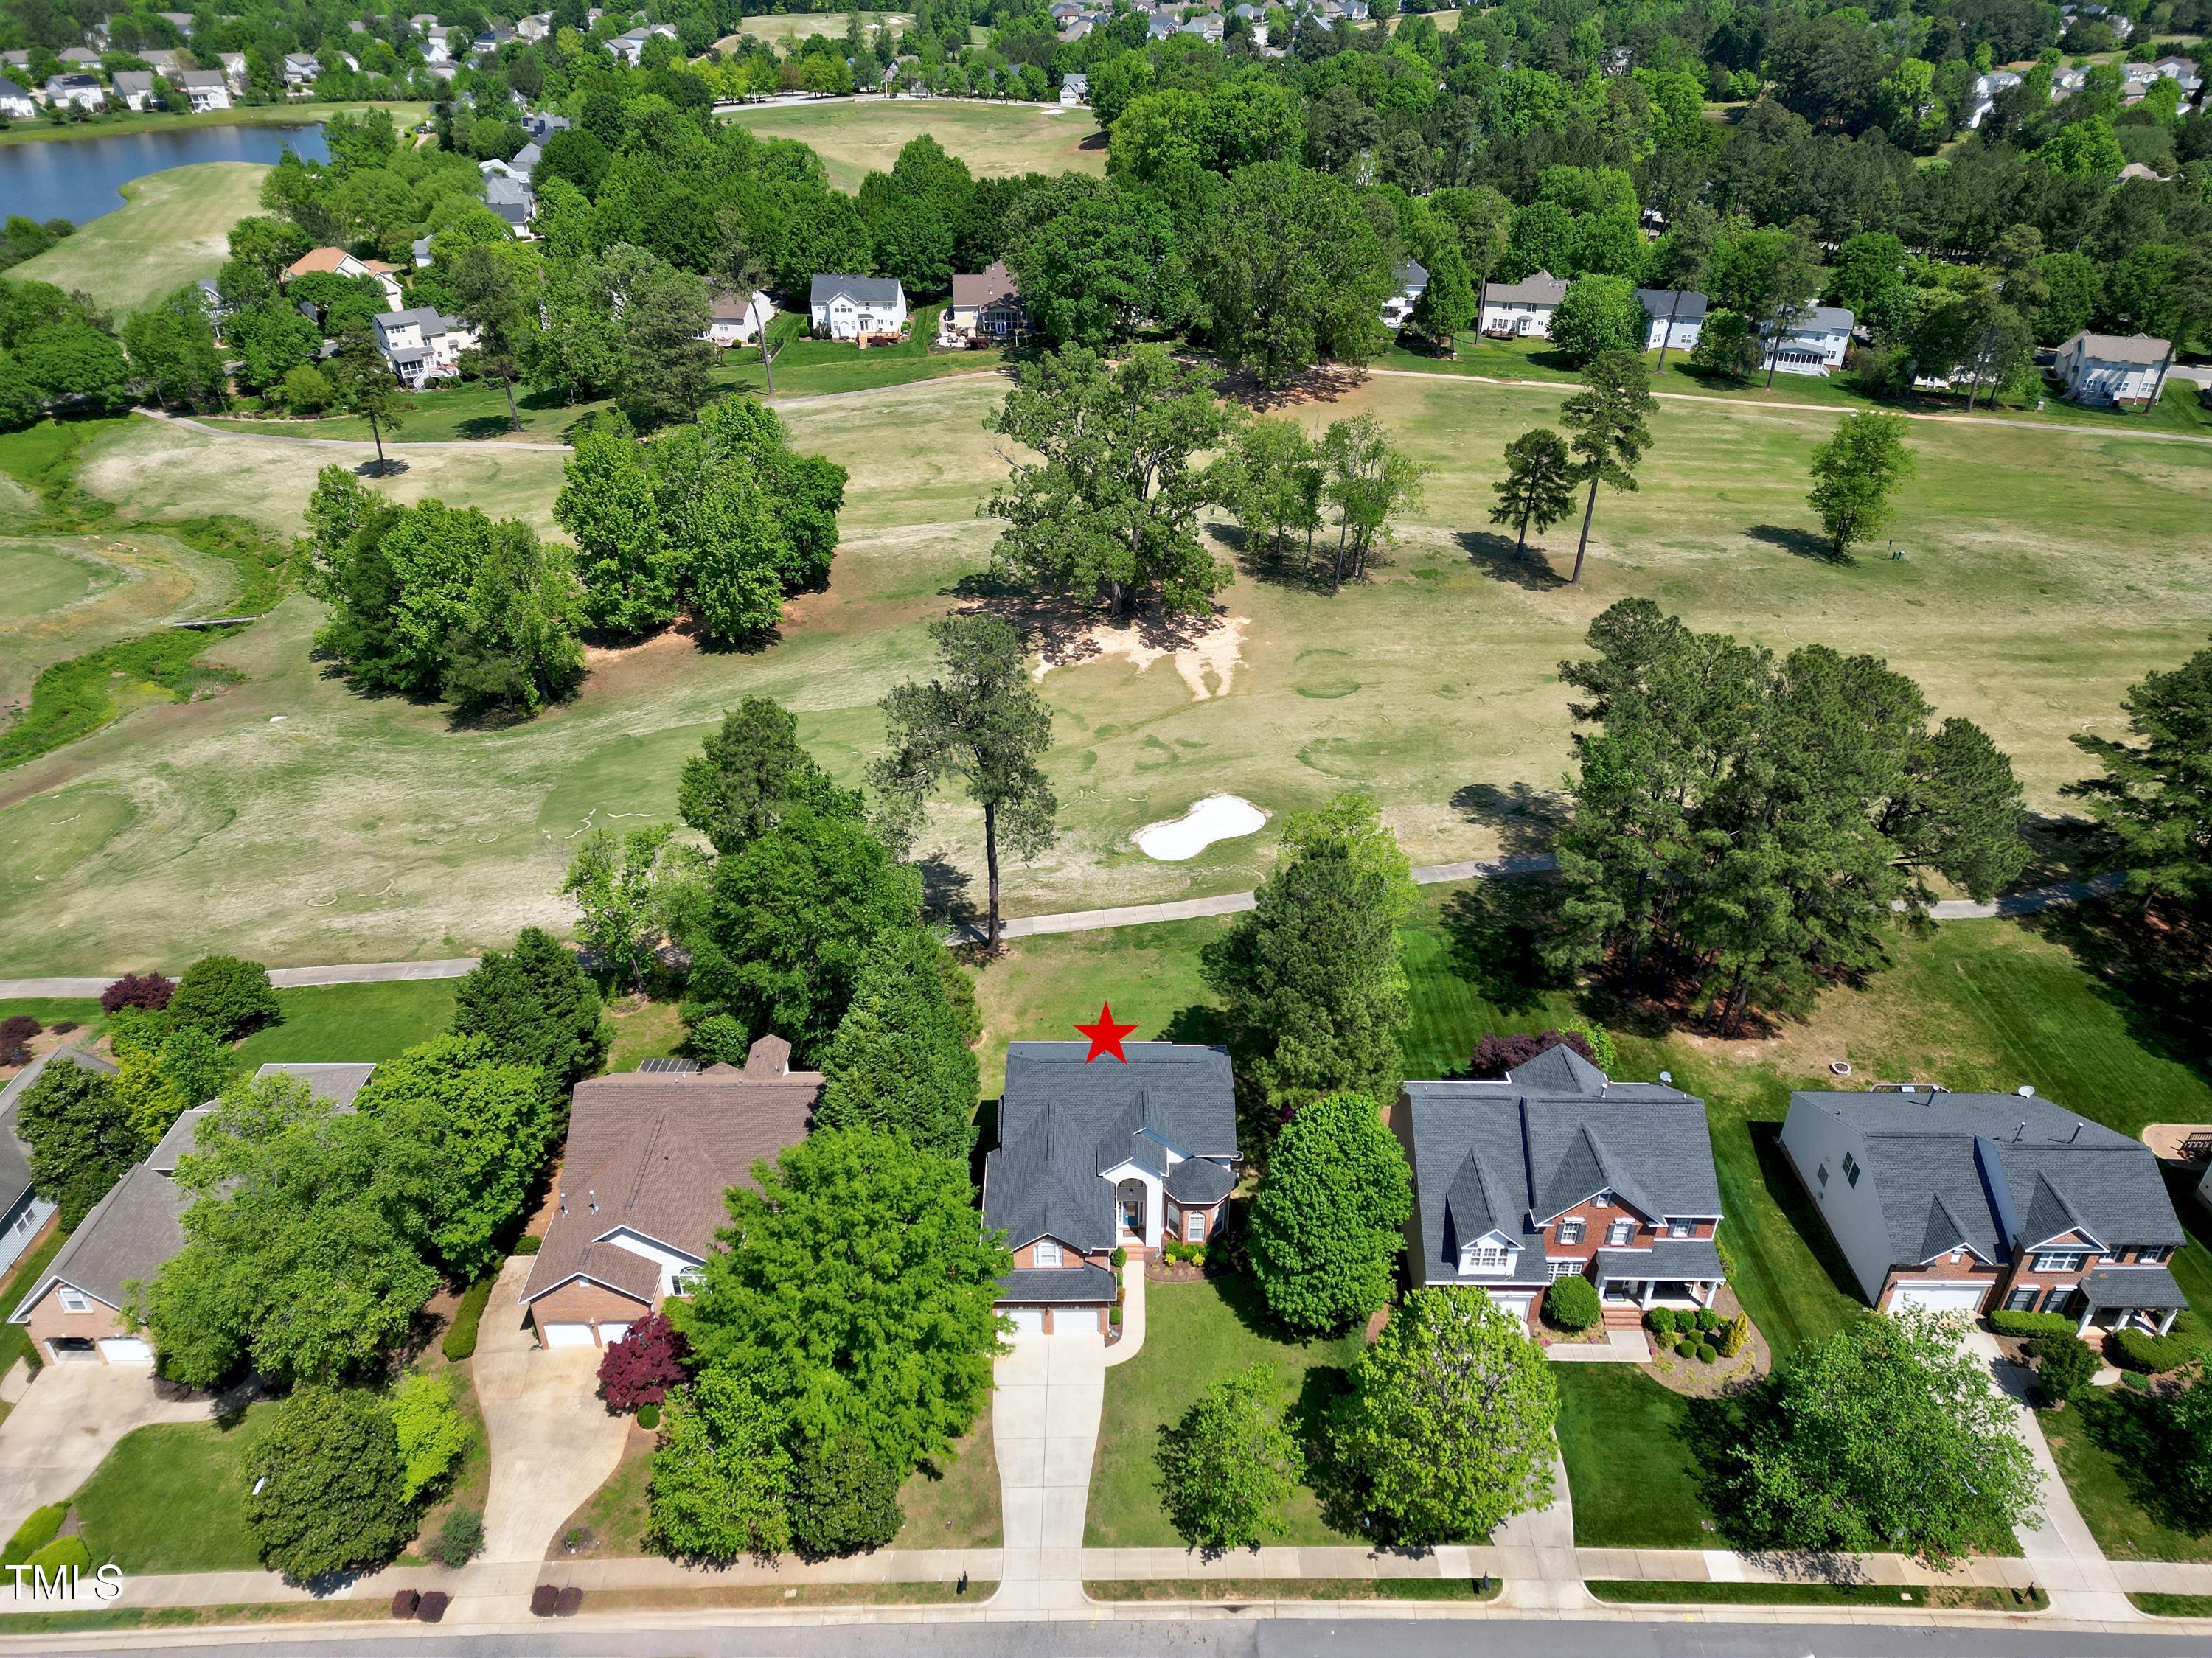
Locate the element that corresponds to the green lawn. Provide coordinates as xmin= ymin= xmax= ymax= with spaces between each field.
xmin=1085 ymin=1273 xmax=1368 ymax=1547
xmin=2135 ymin=1592 xmax=2212 ymax=1617
xmin=0 ymin=100 xmax=428 ymax=147
xmin=2041 ymin=1390 xmax=2212 ymax=1563
xmin=1587 ymin=1579 xmax=2045 ymax=1610
xmin=0 ymin=1224 xmax=68 ymax=1378
xmin=10 ymin=164 xmax=270 ymax=316
xmin=722 ymin=98 xmax=1104 ymax=192
xmin=895 ymin=1410 xmax=1001 ymax=1548
xmin=0 ymin=997 xmax=103 ymax=1031
xmin=69 ymin=1403 xmax=279 ymax=1574
xmin=232 ymin=979 xmax=457 ymax=1067
xmin=1551 ymin=1365 xmax=1716 ymax=1549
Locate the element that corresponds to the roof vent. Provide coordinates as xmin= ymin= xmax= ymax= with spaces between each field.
xmin=2017 ymin=1084 xmax=2035 ymax=1098
xmin=587 ymin=1188 xmax=598 ymax=1213
xmin=557 ymin=1188 xmax=566 ymax=1216
xmin=2072 ymin=1121 xmax=2084 ymax=1142
xmin=2015 ymin=1121 xmax=2028 ymax=1141
xmin=1659 ymin=1070 xmax=1672 ymax=1084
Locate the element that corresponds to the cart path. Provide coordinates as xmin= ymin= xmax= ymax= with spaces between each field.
xmin=0 ymin=868 xmax=2120 ymax=1000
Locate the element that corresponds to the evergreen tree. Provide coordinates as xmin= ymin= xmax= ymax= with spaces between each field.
xmin=2068 ymin=641 xmax=2212 ymax=910
xmin=678 ymin=697 xmax=861 ymax=857
xmin=816 ymin=926 xmax=978 ymax=1160
xmin=1489 ymin=428 xmax=1579 ymax=554
xmin=450 ymin=927 xmax=610 ymax=1098
xmin=1559 ymin=352 xmax=1655 ymax=585
xmin=1406 ymin=243 xmax=1476 ymax=355
xmin=1248 ymin=1093 xmax=1411 ymax=1334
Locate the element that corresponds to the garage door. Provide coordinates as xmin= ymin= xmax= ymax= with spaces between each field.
xmin=1003 ymin=1306 xmax=1046 ymax=1335
xmin=1888 ymin=1281 xmax=1988 ymax=1317
xmin=541 ymin=1323 xmax=597 ymax=1348
xmin=598 ymin=1323 xmax=631 ymax=1346
xmin=97 ymin=1337 xmax=153 ymax=1363
xmin=46 ymin=1337 xmax=98 ymax=1364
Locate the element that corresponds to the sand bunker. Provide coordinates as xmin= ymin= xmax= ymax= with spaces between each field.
xmin=1135 ymin=795 xmax=1268 ymax=861
xmin=1034 ymin=615 xmax=1248 ymax=701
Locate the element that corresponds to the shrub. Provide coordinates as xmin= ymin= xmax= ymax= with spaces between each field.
xmin=597 ymin=1312 xmax=690 ymax=1410
xmin=1188 ymin=1245 xmax=1207 ymax=1268
xmin=1717 ymin=1310 xmax=1751 ymax=1358
xmin=442 ymin=1276 xmax=495 ymax=1362
xmin=555 ymin=1586 xmax=582 ymax=1616
xmin=1110 ymin=1245 xmax=1128 ymax=1270
xmin=417 ymin=1589 xmax=450 ymax=1623
xmin=1467 ymin=1028 xmax=1595 ymax=1079
xmin=2110 ymin=1326 xmax=2193 ymax=1374
xmin=167 ymin=954 xmax=280 ymax=1040
xmin=1697 ymin=1308 xmax=1724 ymax=1334
xmin=1109 ymin=1303 xmax=1123 ymax=1327
xmin=515 ymin=1233 xmax=541 ymax=1255
xmin=1696 ymin=1342 xmax=1717 ymax=1363
xmin=18 ymin=1536 xmax=91 ymax=1575
xmin=2 ymin=1502 xmax=66 ymax=1566
xmin=2036 ymin=1332 xmax=2100 ymax=1406
xmin=1646 ymin=1307 xmax=1676 ymax=1339
xmin=529 ymin=1584 xmax=557 ymax=1616
xmin=425 ymin=1509 xmax=484 ymax=1568
xmin=392 ymin=1372 xmax=470 ymax=1502
xmin=1545 ymin=1275 xmax=1601 ymax=1333
xmin=391 ymin=1588 xmax=420 ymax=1618
xmin=50 ymin=1020 xmax=77 ymax=1035
xmin=1675 ymin=1337 xmax=1697 ymax=1358
xmin=1991 ymin=1309 xmax=2078 ymax=1340
xmin=100 ymin=972 xmax=174 ymax=1014
xmin=637 ymin=1402 xmax=661 ymax=1429
xmin=0 ymin=1015 xmax=38 ymax=1067
xmin=788 ymin=1432 xmax=904 ymax=1560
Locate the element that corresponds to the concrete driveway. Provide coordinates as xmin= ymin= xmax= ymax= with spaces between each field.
xmin=0 ymin=1362 xmax=214 ymax=1540
xmin=473 ymin=1256 xmax=631 ymax=1565
xmin=991 ymin=1327 xmax=1103 ymax=1614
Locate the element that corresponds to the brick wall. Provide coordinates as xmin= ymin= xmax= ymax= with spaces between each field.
xmin=21 ymin=1287 xmax=126 ymax=1361
xmin=528 ymin=1278 xmax=653 ymax=1343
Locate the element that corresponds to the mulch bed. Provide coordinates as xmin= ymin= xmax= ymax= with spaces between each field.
xmin=1641 ymin=1286 xmax=1774 ymax=1398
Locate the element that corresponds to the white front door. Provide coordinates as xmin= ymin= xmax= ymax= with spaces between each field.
xmin=97 ymin=1337 xmax=153 ymax=1363
xmin=540 ymin=1323 xmax=597 ymax=1348
xmin=1888 ymin=1281 xmax=1988 ymax=1317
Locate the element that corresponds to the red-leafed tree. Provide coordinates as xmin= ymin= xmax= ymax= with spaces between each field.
xmin=101 ymin=972 xmax=175 ymax=1014
xmin=1465 ymin=1029 xmax=1593 ymax=1080
xmin=597 ymin=1312 xmax=691 ymax=1410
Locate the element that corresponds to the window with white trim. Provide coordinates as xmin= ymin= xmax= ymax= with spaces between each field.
xmin=1548 ymin=1259 xmax=1582 ymax=1281
xmin=2033 ymin=1250 xmax=2089 ymax=1273
xmin=1033 ymin=1240 xmax=1063 ymax=1268
xmin=1459 ymin=1243 xmax=1511 ymax=1274
xmin=2041 ymin=1285 xmax=2073 ymax=1314
xmin=2005 ymin=1286 xmax=2038 ymax=1311
xmin=1186 ymin=1209 xmax=1206 ymax=1241
xmin=1668 ymin=1220 xmax=1692 ymax=1240
xmin=2139 ymin=1246 xmax=2171 ymax=1264
xmin=1556 ymin=1219 xmax=1585 ymax=1246
xmin=1606 ymin=1219 xmax=1634 ymax=1247
xmin=56 ymin=1288 xmax=89 ymax=1314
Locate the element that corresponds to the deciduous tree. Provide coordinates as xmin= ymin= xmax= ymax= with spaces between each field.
xmin=1157 ymin=1365 xmax=1305 ymax=1551
xmin=246 ymin=1387 xmax=415 ymax=1581
xmin=650 ymin=1370 xmax=795 ymax=1561
xmin=1808 ymin=411 xmax=1913 ymax=558
xmin=1248 ymin=1093 xmax=1411 ymax=1334
xmin=18 ymin=1056 xmax=139 ymax=1228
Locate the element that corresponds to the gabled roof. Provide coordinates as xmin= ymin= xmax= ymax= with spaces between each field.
xmin=2062 ymin=330 xmax=2169 ymax=365
xmin=983 ymin=1042 xmax=1238 ymax=1253
xmin=950 ymin=259 xmax=1019 ymax=309
xmin=1635 ymin=287 xmax=1709 ymax=322
xmin=521 ymin=1038 xmax=819 ymax=1306
xmin=9 ymin=1162 xmax=187 ymax=1320
xmin=810 ymin=274 xmax=905 ymax=307
xmin=0 ymin=1048 xmax=118 ymax=1209
xmin=1789 ymin=1090 xmax=2186 ymax=1267
xmin=1402 ymin=1060 xmax=1719 ymax=1284
xmin=1916 ymin=1191 xmax=1986 ymax=1263
xmin=1484 ymin=270 xmax=1568 ymax=305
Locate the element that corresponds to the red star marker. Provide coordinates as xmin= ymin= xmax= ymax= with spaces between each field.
xmin=1075 ymin=1001 xmax=1138 ymax=1064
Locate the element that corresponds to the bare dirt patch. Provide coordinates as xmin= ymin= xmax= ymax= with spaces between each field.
xmin=1033 ymin=613 xmax=1250 ymax=702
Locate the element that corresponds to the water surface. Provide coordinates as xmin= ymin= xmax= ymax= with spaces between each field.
xmin=0 ymin=122 xmax=330 ymax=225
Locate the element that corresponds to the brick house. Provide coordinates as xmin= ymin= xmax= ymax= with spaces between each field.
xmin=1394 ymin=1045 xmax=1727 ymax=1329
xmin=519 ymin=1039 xmax=818 ymax=1349
xmin=1782 ymin=1085 xmax=2188 ymax=1333
xmin=982 ymin=1042 xmax=1239 ymax=1336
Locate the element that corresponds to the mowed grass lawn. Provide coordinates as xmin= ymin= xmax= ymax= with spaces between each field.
xmin=69 ymin=1403 xmax=279 ymax=1574
xmin=1551 ymin=1365 xmax=1714 ymax=1549
xmin=722 ymin=99 xmax=1105 ymax=191
xmin=232 ymin=978 xmax=459 ymax=1067
xmin=1085 ymin=1274 xmax=1368 ymax=1547
xmin=10 ymin=164 xmax=269 ymax=316
xmin=5 ymin=358 xmax=2211 ymax=972
xmin=2042 ymin=1390 xmax=2212 ymax=1564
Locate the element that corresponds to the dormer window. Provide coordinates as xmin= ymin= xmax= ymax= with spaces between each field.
xmin=1668 ymin=1219 xmax=1692 ymax=1239
xmin=1034 ymin=1240 xmax=1063 ymax=1268
xmin=1459 ymin=1242 xmax=1511 ymax=1275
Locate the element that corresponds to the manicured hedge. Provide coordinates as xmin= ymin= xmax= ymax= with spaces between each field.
xmin=1545 ymin=1275 xmax=1601 ymax=1332
xmin=2109 ymin=1326 xmax=2194 ymax=1373
xmin=442 ymin=1275 xmax=495 ymax=1362
xmin=1991 ymin=1309 xmax=2078 ymax=1340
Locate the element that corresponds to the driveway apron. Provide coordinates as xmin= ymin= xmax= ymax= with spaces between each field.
xmin=990 ymin=1327 xmax=1104 ymax=1614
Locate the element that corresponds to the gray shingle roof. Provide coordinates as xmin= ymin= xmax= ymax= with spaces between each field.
xmin=257 ymin=1061 xmax=377 ymax=1110
xmin=2065 ymin=330 xmax=2169 ymax=365
xmin=983 ymin=1042 xmax=1237 ymax=1253
xmin=997 ymin=1263 xmax=1116 ymax=1305
xmin=1789 ymin=1090 xmax=2186 ymax=1266
xmin=810 ymin=274 xmax=904 ymax=307
xmin=9 ymin=1161 xmax=187 ymax=1319
xmin=1484 ymin=271 xmax=1568 ymax=305
xmin=1594 ymin=1236 xmax=1724 ymax=1281
xmin=2079 ymin=1264 xmax=2187 ymax=1312
xmin=1164 ymin=1156 xmax=1235 ymax=1204
xmin=1635 ymin=287 xmax=1708 ymax=323
xmin=0 ymin=1050 xmax=117 ymax=1210
xmin=1403 ymin=1059 xmax=1719 ymax=1286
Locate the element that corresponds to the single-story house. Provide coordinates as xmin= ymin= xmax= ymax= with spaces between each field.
xmin=1060 ymin=72 xmax=1088 ymax=105
xmin=0 ymin=1050 xmax=116 ymax=1275
xmin=1395 ymin=1044 xmax=1727 ymax=1330
xmin=519 ymin=1039 xmax=819 ymax=1348
xmin=175 ymin=69 xmax=230 ymax=111
xmin=946 ymin=260 xmax=1024 ymax=342
xmin=43 ymin=74 xmax=108 ymax=111
xmin=809 ymin=274 xmax=908 ymax=342
xmin=702 ymin=288 xmax=773 ymax=346
xmin=109 ymin=69 xmax=156 ymax=110
xmin=1481 ymin=271 xmax=1568 ymax=338
xmin=372 ymin=306 xmax=479 ymax=386
xmin=1636 ymin=287 xmax=1707 ymax=352
xmin=982 ymin=1041 xmax=1239 ymax=1337
xmin=57 ymin=46 xmax=98 ymax=66
xmin=1381 ymin=257 xmax=1430 ymax=331
xmin=2053 ymin=330 xmax=2170 ymax=407
xmin=0 ymin=75 xmax=35 ymax=119
xmin=284 ymin=245 xmax=405 ymax=310
xmin=1759 ymin=304 xmax=1853 ymax=375
xmin=1781 ymin=1085 xmax=2189 ymax=1334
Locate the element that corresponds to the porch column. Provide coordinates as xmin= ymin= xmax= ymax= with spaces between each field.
xmin=1696 ymin=1280 xmax=1713 ymax=1308
xmin=1640 ymin=1281 xmax=1654 ymax=1308
xmin=2159 ymin=1307 xmax=2180 ymax=1336
xmin=2077 ymin=1304 xmax=2095 ymax=1337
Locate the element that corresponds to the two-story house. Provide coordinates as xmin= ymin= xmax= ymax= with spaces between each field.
xmin=1381 ymin=258 xmax=1430 ymax=332
xmin=1636 ymin=287 xmax=1708 ymax=352
xmin=810 ymin=275 xmax=908 ymax=342
xmin=2053 ymin=330 xmax=2171 ymax=408
xmin=42 ymin=74 xmax=108 ymax=111
xmin=982 ymin=1042 xmax=1239 ymax=1337
xmin=519 ymin=1039 xmax=818 ymax=1348
xmin=702 ymin=288 xmax=774 ymax=347
xmin=1759 ymin=305 xmax=1854 ymax=375
xmin=372 ymin=306 xmax=479 ymax=386
xmin=1480 ymin=271 xmax=1568 ymax=339
xmin=1394 ymin=1045 xmax=1727 ymax=1328
xmin=1781 ymin=1085 xmax=2188 ymax=1334
xmin=284 ymin=245 xmax=404 ymax=310
xmin=945 ymin=260 xmax=1025 ymax=344
xmin=175 ymin=69 xmax=231 ymax=111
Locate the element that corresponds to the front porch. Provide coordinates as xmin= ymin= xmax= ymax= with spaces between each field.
xmin=2073 ymin=1265 xmax=2188 ymax=1339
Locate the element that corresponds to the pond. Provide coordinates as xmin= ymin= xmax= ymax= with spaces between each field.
xmin=0 ymin=122 xmax=329 ymax=226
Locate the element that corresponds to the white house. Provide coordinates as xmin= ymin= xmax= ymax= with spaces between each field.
xmin=484 ymin=174 xmax=535 ymax=233
xmin=1381 ymin=257 xmax=1429 ymax=331
xmin=109 ymin=69 xmax=156 ymax=110
xmin=1635 ymin=287 xmax=1708 ymax=352
xmin=2053 ymin=330 xmax=2170 ymax=407
xmin=809 ymin=274 xmax=908 ymax=341
xmin=1760 ymin=304 xmax=1854 ymax=375
xmin=0 ymin=75 xmax=33 ymax=119
xmin=1480 ymin=270 xmax=1568 ymax=338
xmin=606 ymin=23 xmax=678 ymax=64
xmin=703 ymin=288 xmax=774 ymax=346
xmin=1966 ymin=69 xmax=2020 ymax=129
xmin=284 ymin=246 xmax=405 ymax=310
xmin=175 ymin=69 xmax=230 ymax=110
xmin=218 ymin=51 xmax=247 ymax=91
xmin=42 ymin=74 xmax=108 ymax=111
xmin=373 ymin=307 xmax=480 ymax=386
xmin=281 ymin=52 xmax=319 ymax=86
xmin=1060 ymin=72 xmax=1088 ymax=105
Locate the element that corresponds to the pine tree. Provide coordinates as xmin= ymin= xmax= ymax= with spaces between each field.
xmin=1488 ymin=428 xmax=1578 ymax=554
xmin=816 ymin=927 xmax=979 ymax=1160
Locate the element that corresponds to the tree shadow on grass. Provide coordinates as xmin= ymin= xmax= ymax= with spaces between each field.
xmin=1438 ymin=875 xmax=1568 ymax=1017
xmin=917 ymin=854 xmax=981 ymax=936
xmin=2022 ymin=894 xmax=2212 ymax=1089
xmin=2070 ymin=1388 xmax=2212 ymax=1538
xmin=1449 ymin=781 xmax=1566 ymax=859
xmin=1745 ymin=523 xmax=1840 ymax=562
xmin=1455 ymin=529 xmax=1568 ymax=591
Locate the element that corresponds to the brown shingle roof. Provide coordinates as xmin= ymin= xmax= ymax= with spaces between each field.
xmin=520 ymin=1038 xmax=818 ymax=1308
xmin=950 ymin=259 xmax=1018 ymax=309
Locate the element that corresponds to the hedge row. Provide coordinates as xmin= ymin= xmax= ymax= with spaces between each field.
xmin=442 ymin=1275 xmax=496 ymax=1362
